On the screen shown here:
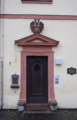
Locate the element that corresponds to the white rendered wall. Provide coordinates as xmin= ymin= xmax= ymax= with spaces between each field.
xmin=3 ymin=19 xmax=77 ymax=108
xmin=0 ymin=0 xmax=77 ymax=15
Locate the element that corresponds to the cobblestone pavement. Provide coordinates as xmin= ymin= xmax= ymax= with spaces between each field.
xmin=0 ymin=109 xmax=77 ymax=120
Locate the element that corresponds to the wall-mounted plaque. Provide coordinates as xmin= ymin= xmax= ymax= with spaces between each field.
xmin=67 ymin=67 xmax=76 ymax=75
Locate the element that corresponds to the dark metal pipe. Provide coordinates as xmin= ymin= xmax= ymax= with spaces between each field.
xmin=1 ymin=61 xmax=3 ymax=109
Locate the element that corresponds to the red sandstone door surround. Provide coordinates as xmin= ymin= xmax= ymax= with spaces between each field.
xmin=15 ymin=34 xmax=59 ymax=104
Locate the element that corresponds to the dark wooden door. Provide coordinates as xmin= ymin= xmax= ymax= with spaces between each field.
xmin=27 ymin=56 xmax=48 ymax=103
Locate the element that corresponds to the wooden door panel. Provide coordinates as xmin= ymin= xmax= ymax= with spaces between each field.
xmin=27 ymin=56 xmax=48 ymax=103
xmin=30 ymin=63 xmax=45 ymax=96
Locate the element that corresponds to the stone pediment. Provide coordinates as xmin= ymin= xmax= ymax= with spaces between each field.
xmin=15 ymin=34 xmax=59 ymax=46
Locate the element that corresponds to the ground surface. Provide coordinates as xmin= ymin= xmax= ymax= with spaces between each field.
xmin=0 ymin=109 xmax=77 ymax=120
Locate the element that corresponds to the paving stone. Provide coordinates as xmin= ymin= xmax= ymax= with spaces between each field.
xmin=0 ymin=109 xmax=77 ymax=120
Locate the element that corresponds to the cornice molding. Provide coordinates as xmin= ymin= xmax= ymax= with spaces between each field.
xmin=22 ymin=1 xmax=52 ymax=4
xmin=0 ymin=14 xmax=77 ymax=20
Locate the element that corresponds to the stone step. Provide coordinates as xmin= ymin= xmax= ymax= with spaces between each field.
xmin=25 ymin=104 xmax=50 ymax=112
xmin=25 ymin=110 xmax=51 ymax=114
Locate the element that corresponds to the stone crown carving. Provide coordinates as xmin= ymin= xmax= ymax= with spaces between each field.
xmin=30 ymin=19 xmax=44 ymax=34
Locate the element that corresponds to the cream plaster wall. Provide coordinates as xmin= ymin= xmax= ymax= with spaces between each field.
xmin=0 ymin=1 xmax=1 ymax=14
xmin=3 ymin=19 xmax=22 ymax=108
xmin=0 ymin=0 xmax=2 ymax=14
xmin=0 ymin=0 xmax=77 ymax=15
xmin=3 ymin=19 xmax=77 ymax=108
xmin=52 ymin=21 xmax=77 ymax=108
xmin=3 ymin=44 xmax=22 ymax=109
